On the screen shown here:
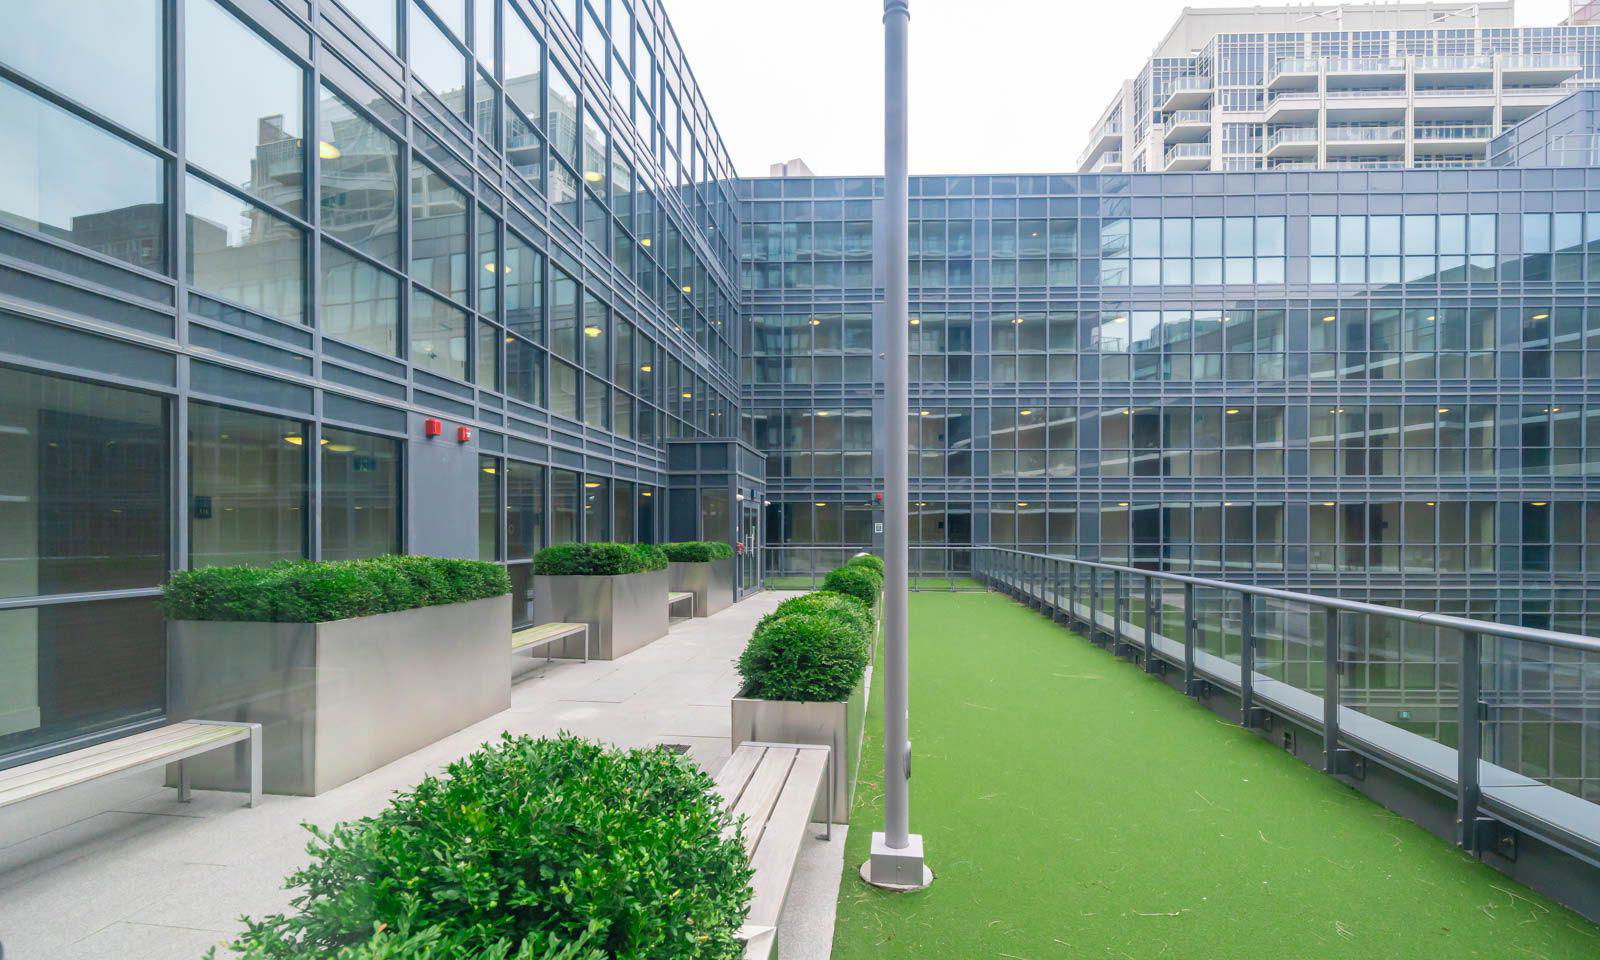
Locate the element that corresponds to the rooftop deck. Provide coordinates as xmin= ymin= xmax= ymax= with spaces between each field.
xmin=833 ymin=590 xmax=1600 ymax=959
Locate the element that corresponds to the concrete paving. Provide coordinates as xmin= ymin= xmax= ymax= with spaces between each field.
xmin=0 ymin=592 xmax=842 ymax=960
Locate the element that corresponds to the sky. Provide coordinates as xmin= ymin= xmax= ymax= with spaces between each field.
xmin=665 ymin=0 xmax=1575 ymax=178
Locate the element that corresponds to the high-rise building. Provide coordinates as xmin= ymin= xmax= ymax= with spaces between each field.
xmin=1077 ymin=2 xmax=1599 ymax=174
xmin=1 ymin=0 xmax=1599 ymax=813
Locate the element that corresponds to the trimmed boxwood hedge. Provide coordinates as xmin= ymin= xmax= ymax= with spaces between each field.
xmin=211 ymin=734 xmax=752 ymax=960
xmin=532 ymin=542 xmax=668 ymax=576
xmin=759 ymin=591 xmax=873 ymax=640
xmin=846 ymin=553 xmax=884 ymax=575
xmin=737 ymin=609 xmax=870 ymax=703
xmin=161 ymin=556 xmax=510 ymax=623
xmin=821 ymin=564 xmax=882 ymax=607
xmin=661 ymin=541 xmax=735 ymax=563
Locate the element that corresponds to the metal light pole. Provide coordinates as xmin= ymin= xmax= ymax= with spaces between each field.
xmin=863 ymin=0 xmax=931 ymax=891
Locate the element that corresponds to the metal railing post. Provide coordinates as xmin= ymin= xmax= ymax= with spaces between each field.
xmin=1457 ymin=630 xmax=1483 ymax=853
xmin=1068 ymin=562 xmax=1078 ymax=625
xmin=1090 ymin=568 xmax=1102 ymax=642
xmin=1143 ymin=575 xmax=1157 ymax=672
xmin=1323 ymin=607 xmax=1341 ymax=773
xmin=1183 ymin=581 xmax=1198 ymax=695
xmin=1112 ymin=569 xmax=1124 ymax=650
xmin=1239 ymin=592 xmax=1256 ymax=726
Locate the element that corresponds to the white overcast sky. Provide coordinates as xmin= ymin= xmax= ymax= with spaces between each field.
xmin=665 ymin=0 xmax=1573 ymax=178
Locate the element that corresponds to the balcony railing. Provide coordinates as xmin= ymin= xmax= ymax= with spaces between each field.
xmin=1267 ymin=57 xmax=1320 ymax=83
xmin=1414 ymin=124 xmax=1494 ymax=140
xmin=973 ymin=546 xmax=1600 ymax=868
xmin=1414 ymin=55 xmax=1494 ymax=72
xmin=1163 ymin=142 xmax=1211 ymax=164
xmin=1501 ymin=53 xmax=1584 ymax=71
xmin=1265 ymin=127 xmax=1318 ymax=150
xmin=1325 ymin=124 xmax=1406 ymax=142
xmin=1167 ymin=109 xmax=1210 ymax=126
xmin=1325 ymin=57 xmax=1405 ymax=74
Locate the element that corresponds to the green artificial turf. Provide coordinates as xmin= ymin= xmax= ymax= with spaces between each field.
xmin=832 ymin=590 xmax=1600 ymax=960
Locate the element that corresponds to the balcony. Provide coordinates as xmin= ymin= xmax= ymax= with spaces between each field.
xmin=1163 ymin=109 xmax=1211 ymax=142
xmin=1264 ymin=89 xmax=1321 ymax=122
xmin=1264 ymin=125 xmax=1319 ymax=158
xmin=1325 ymin=56 xmax=1406 ymax=78
xmin=1501 ymin=85 xmax=1574 ymax=121
xmin=1501 ymin=52 xmax=1583 ymax=85
xmin=1089 ymin=150 xmax=1123 ymax=173
xmin=1078 ymin=120 xmax=1123 ymax=169
xmin=1414 ymin=123 xmax=1494 ymax=156
xmin=1413 ymin=54 xmax=1495 ymax=77
xmin=1160 ymin=74 xmax=1213 ymax=111
xmin=1163 ymin=140 xmax=1211 ymax=170
xmin=1266 ymin=57 xmax=1319 ymax=90
xmin=1325 ymin=124 xmax=1405 ymax=157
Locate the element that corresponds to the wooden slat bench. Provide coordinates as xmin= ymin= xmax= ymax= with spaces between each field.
xmin=0 ymin=720 xmax=261 ymax=811
xmin=668 ymin=590 xmax=696 ymax=620
xmin=715 ymin=742 xmax=832 ymax=960
xmin=511 ymin=621 xmax=590 ymax=663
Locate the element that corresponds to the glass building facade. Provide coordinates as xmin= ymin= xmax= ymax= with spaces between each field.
xmin=0 ymin=0 xmax=741 ymax=767
xmin=741 ymin=166 xmax=1600 ymax=799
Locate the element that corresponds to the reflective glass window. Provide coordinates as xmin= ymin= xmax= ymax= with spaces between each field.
xmin=185 ymin=175 xmax=305 ymax=324
xmin=410 ymin=287 xmax=470 ymax=381
xmin=320 ymin=427 xmax=401 ymax=560
xmin=0 ymin=0 xmax=163 ymax=140
xmin=321 ymin=241 xmax=400 ymax=355
xmin=319 ymin=86 xmax=401 ymax=266
xmin=188 ymin=402 xmax=307 ymax=567
xmin=186 ymin=0 xmax=305 ymax=215
xmin=0 ymin=79 xmax=166 ymax=273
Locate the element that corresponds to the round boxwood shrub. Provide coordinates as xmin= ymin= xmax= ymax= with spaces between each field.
xmin=160 ymin=556 xmax=510 ymax=623
xmin=821 ymin=564 xmax=881 ymax=607
xmin=738 ymin=612 xmax=869 ymax=702
xmin=213 ymin=734 xmax=752 ymax=960
xmin=532 ymin=542 xmax=668 ymax=576
xmin=660 ymin=541 xmax=735 ymax=563
xmin=846 ymin=553 xmax=884 ymax=576
xmin=758 ymin=591 xmax=872 ymax=640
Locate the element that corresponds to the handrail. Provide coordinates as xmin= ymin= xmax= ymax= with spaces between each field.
xmin=981 ymin=546 xmax=1600 ymax=654
xmin=972 ymin=545 xmax=1600 ymax=866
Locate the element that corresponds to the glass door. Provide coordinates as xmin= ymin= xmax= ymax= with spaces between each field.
xmin=740 ymin=500 xmax=761 ymax=594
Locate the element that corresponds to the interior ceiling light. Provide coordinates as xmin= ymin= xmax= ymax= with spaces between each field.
xmin=639 ymin=363 xmax=652 ymax=372
xmin=1321 ymin=315 xmax=1336 ymax=323
xmin=583 ymin=170 xmax=604 ymax=183
xmin=909 ymin=317 xmax=920 ymax=325
xmin=283 ymin=435 xmax=304 ymax=445
xmin=483 ymin=261 xmax=498 ymax=272
xmin=318 ymin=140 xmax=342 ymax=160
xmin=1532 ymin=313 xmax=1549 ymax=321
xmin=326 ymin=444 xmax=356 ymax=453
xmin=640 ymin=237 xmax=652 ymax=247
xmin=584 ymin=325 xmax=602 ymax=337
xmin=585 ymin=481 xmax=601 ymax=488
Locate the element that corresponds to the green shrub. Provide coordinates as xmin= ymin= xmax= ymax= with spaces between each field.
xmin=756 ymin=591 xmax=873 ymax=640
xmin=660 ymin=541 xmax=735 ymax=562
xmin=846 ymin=553 xmax=884 ymax=575
xmin=821 ymin=564 xmax=881 ymax=607
xmin=738 ymin=612 xmax=870 ymax=702
xmin=160 ymin=556 xmax=509 ymax=623
xmin=212 ymin=734 xmax=752 ymax=960
xmin=532 ymin=542 xmax=668 ymax=576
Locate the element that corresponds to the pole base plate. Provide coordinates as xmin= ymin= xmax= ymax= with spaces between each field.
xmin=861 ymin=832 xmax=933 ymax=891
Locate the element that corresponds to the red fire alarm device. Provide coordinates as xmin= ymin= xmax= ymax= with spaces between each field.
xmin=457 ymin=426 xmax=473 ymax=443
xmin=424 ymin=418 xmax=443 ymax=438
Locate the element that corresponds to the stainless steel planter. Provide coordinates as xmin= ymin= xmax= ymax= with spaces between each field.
xmin=730 ymin=667 xmax=868 ymax=825
xmin=531 ymin=569 xmax=669 ymax=660
xmin=668 ymin=557 xmax=735 ymax=617
xmin=167 ymin=595 xmax=512 ymax=796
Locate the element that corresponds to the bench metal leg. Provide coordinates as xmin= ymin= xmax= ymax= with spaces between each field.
xmin=247 ymin=722 xmax=263 ymax=808
xmin=177 ymin=759 xmax=191 ymax=803
xmin=584 ymin=625 xmax=590 ymax=663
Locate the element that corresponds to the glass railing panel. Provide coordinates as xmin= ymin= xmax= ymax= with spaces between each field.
xmin=1482 ymin=637 xmax=1598 ymax=802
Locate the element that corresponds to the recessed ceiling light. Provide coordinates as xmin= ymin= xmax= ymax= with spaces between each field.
xmin=318 ymin=140 xmax=342 ymax=160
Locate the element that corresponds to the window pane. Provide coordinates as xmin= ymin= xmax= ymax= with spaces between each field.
xmin=186 ymin=0 xmax=305 ymax=215
xmin=335 ymin=0 xmax=397 ymax=47
xmin=0 ymin=0 xmax=163 ymax=140
xmin=0 ymin=599 xmax=166 ymax=762
xmin=411 ymin=160 xmax=469 ymax=302
xmin=188 ymin=402 xmax=307 ymax=567
xmin=410 ymin=287 xmax=469 ymax=380
xmin=0 ymin=367 xmax=168 ymax=597
xmin=321 ymin=242 xmax=399 ymax=355
xmin=478 ymin=455 xmax=500 ymax=561
xmin=408 ymin=0 xmax=467 ymax=117
xmin=506 ymin=232 xmax=544 ymax=340
xmin=506 ymin=336 xmax=542 ymax=406
xmin=502 ymin=460 xmax=541 ymax=559
xmin=584 ymin=476 xmax=610 ymax=541
xmin=319 ymin=86 xmax=400 ymax=266
xmin=320 ymin=428 xmax=400 ymax=560
xmin=0 ymin=79 xmax=166 ymax=273
xmin=504 ymin=5 xmax=543 ymax=125
xmin=549 ymin=65 xmax=579 ymax=161
xmin=550 ymin=468 xmax=579 ymax=543
xmin=186 ymin=175 xmax=305 ymax=324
